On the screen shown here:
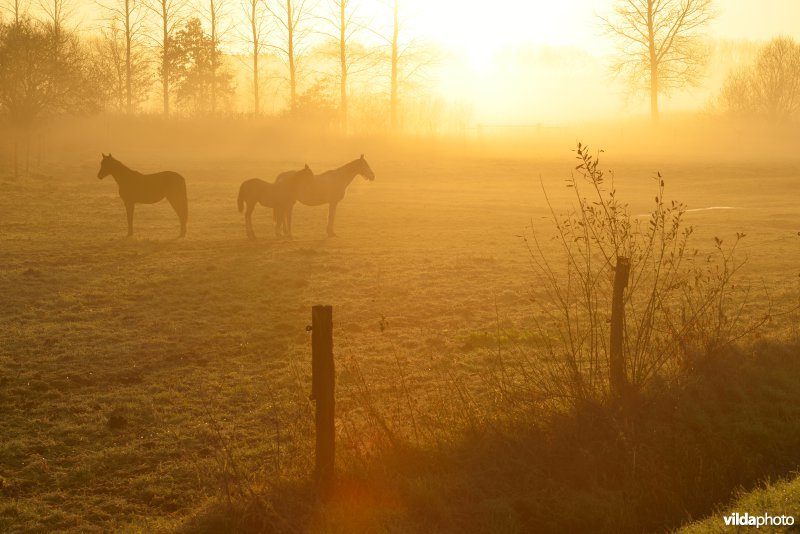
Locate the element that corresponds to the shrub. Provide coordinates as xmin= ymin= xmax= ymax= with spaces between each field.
xmin=525 ymin=143 xmax=767 ymax=408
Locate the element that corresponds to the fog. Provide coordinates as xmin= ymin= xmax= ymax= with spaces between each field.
xmin=3 ymin=2 xmax=800 ymax=533
xmin=5 ymin=0 xmax=795 ymax=127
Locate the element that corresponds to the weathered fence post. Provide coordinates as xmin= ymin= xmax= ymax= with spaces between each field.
xmin=610 ymin=257 xmax=630 ymax=401
xmin=310 ymin=304 xmax=335 ymax=498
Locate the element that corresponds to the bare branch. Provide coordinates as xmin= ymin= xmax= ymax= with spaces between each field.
xmin=600 ymin=0 xmax=716 ymax=119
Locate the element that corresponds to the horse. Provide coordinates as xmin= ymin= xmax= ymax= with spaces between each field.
xmin=237 ymin=164 xmax=314 ymax=239
xmin=97 ymin=153 xmax=188 ymax=237
xmin=276 ymin=155 xmax=374 ymax=237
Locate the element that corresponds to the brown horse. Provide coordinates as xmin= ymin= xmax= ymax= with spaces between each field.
xmin=276 ymin=155 xmax=374 ymax=237
xmin=237 ymin=165 xmax=314 ymax=239
xmin=97 ymin=153 xmax=188 ymax=237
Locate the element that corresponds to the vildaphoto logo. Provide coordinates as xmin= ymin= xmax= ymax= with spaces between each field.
xmin=724 ymin=512 xmax=795 ymax=528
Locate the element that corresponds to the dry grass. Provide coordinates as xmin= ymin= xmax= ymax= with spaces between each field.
xmin=1 ymin=125 xmax=799 ymax=531
xmin=680 ymin=472 xmax=800 ymax=533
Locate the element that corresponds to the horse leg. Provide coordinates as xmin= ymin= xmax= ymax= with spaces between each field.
xmin=326 ymin=202 xmax=337 ymax=237
xmin=283 ymin=205 xmax=294 ymax=239
xmin=273 ymin=206 xmax=283 ymax=238
xmin=124 ymin=200 xmax=134 ymax=237
xmin=167 ymin=194 xmax=188 ymax=237
xmin=245 ymin=202 xmax=256 ymax=239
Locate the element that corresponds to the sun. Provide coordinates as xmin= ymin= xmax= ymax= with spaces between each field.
xmin=400 ymin=0 xmax=600 ymax=72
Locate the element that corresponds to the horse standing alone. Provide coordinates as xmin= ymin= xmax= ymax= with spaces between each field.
xmin=237 ymin=165 xmax=314 ymax=239
xmin=276 ymin=155 xmax=375 ymax=237
xmin=97 ymin=153 xmax=188 ymax=237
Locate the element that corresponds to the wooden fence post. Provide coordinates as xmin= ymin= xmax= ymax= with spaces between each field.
xmin=610 ymin=257 xmax=630 ymax=401
xmin=310 ymin=304 xmax=335 ymax=498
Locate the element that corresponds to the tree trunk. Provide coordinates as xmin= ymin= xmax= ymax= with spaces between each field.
xmin=161 ymin=1 xmax=169 ymax=118
xmin=647 ymin=0 xmax=658 ymax=122
xmin=287 ymin=0 xmax=296 ymax=113
xmin=210 ymin=0 xmax=217 ymax=115
xmin=390 ymin=0 xmax=398 ymax=130
xmin=251 ymin=1 xmax=259 ymax=115
xmin=125 ymin=0 xmax=133 ymax=114
xmin=650 ymin=63 xmax=659 ymax=121
xmin=339 ymin=0 xmax=347 ymax=131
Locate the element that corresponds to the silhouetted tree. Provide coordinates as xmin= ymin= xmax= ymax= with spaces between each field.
xmin=38 ymin=0 xmax=80 ymax=100
xmin=293 ymin=77 xmax=336 ymax=124
xmin=320 ymin=0 xmax=375 ymax=131
xmin=719 ymin=37 xmax=800 ymax=123
xmin=169 ymin=17 xmax=234 ymax=114
xmin=37 ymin=0 xmax=73 ymax=49
xmin=375 ymin=0 xmax=435 ymax=131
xmin=101 ymin=0 xmax=151 ymax=114
xmin=0 ymin=17 xmax=99 ymax=176
xmin=601 ymin=0 xmax=716 ymax=121
xmin=199 ymin=0 xmax=230 ymax=114
xmin=1 ymin=0 xmax=29 ymax=24
xmin=240 ymin=0 xmax=268 ymax=115
xmin=267 ymin=0 xmax=312 ymax=113
xmin=389 ymin=0 xmax=397 ymax=128
xmin=93 ymin=20 xmax=152 ymax=112
xmin=145 ymin=0 xmax=186 ymax=117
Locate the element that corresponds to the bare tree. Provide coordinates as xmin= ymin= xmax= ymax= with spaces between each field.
xmin=93 ymin=23 xmax=127 ymax=111
xmin=198 ymin=0 xmax=230 ymax=114
xmin=335 ymin=0 xmax=349 ymax=126
xmin=37 ymin=0 xmax=74 ymax=43
xmin=1 ymin=0 xmax=30 ymax=24
xmin=101 ymin=0 xmax=150 ymax=114
xmin=38 ymin=0 xmax=75 ymax=90
xmin=320 ymin=0 xmax=374 ymax=130
xmin=601 ymin=0 xmax=716 ymax=121
xmin=374 ymin=0 xmax=435 ymax=131
xmin=145 ymin=0 xmax=185 ymax=117
xmin=93 ymin=19 xmax=150 ymax=112
xmin=719 ymin=37 xmax=800 ymax=123
xmin=0 ymin=17 xmax=99 ymax=176
xmin=389 ymin=0 xmax=397 ymax=128
xmin=241 ymin=0 xmax=268 ymax=115
xmin=267 ymin=0 xmax=313 ymax=113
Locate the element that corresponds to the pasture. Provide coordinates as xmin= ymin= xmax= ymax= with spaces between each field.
xmin=1 ymin=137 xmax=799 ymax=531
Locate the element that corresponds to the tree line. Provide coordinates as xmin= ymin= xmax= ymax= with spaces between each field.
xmin=0 ymin=0 xmax=434 ymax=129
xmin=1 ymin=0 xmax=798 ymax=152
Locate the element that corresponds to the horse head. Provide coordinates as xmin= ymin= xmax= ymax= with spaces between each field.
xmin=97 ymin=153 xmax=115 ymax=179
xmin=358 ymin=154 xmax=375 ymax=181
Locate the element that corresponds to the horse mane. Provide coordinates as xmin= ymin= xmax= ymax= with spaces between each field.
xmin=335 ymin=158 xmax=362 ymax=174
xmin=107 ymin=156 xmax=135 ymax=176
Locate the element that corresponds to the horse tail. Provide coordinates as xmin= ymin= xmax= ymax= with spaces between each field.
xmin=237 ymin=183 xmax=245 ymax=213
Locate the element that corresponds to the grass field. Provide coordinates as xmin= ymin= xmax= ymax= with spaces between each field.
xmin=1 ymin=132 xmax=799 ymax=531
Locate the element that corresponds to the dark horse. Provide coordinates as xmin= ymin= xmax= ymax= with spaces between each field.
xmin=276 ymin=155 xmax=374 ymax=237
xmin=97 ymin=153 xmax=188 ymax=237
xmin=237 ymin=165 xmax=314 ymax=239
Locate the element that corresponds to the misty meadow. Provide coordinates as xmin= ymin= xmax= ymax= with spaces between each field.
xmin=1 ymin=0 xmax=800 ymax=532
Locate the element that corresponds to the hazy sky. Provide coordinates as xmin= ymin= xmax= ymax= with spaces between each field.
xmin=67 ymin=0 xmax=800 ymax=58
xmin=401 ymin=0 xmax=800 ymax=57
xmin=395 ymin=0 xmax=800 ymax=123
xmin=63 ymin=0 xmax=800 ymax=123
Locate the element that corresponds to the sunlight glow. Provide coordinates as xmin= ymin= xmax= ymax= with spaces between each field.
xmin=402 ymin=0 xmax=605 ymax=62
